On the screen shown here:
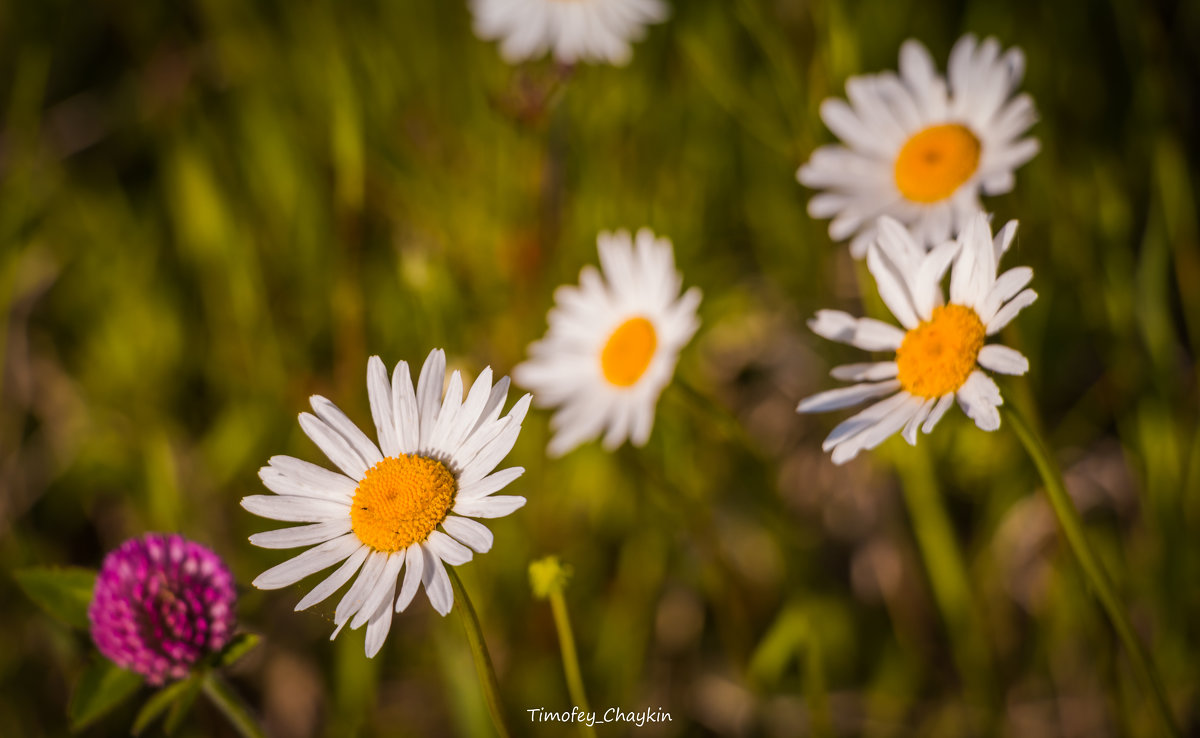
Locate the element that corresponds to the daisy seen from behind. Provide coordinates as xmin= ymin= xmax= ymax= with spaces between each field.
xmin=243 ymin=351 xmax=531 ymax=657
xmin=797 ymin=213 xmax=1037 ymax=464
xmin=514 ymin=228 xmax=701 ymax=457
xmin=469 ymin=0 xmax=668 ymax=66
xmin=798 ymin=34 xmax=1039 ymax=257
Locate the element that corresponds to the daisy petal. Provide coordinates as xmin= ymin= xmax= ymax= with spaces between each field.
xmin=956 ymin=370 xmax=1003 ymax=431
xmin=242 ymin=495 xmax=348 ymax=523
xmin=453 ymin=495 xmax=527 ymax=519
xmin=797 ymin=380 xmax=903 ymax=414
xmin=252 ymin=533 xmax=361 ymax=590
xmin=441 ymin=516 xmax=494 ymax=553
xmin=426 ymin=530 xmax=473 ymax=566
xmin=363 ymin=577 xmax=397 ymax=658
xmin=985 ymin=289 xmax=1037 ymax=335
xmin=367 ymin=357 xmax=400 ymax=458
xmin=249 ymin=520 xmax=352 ymax=549
xmin=395 ymin=542 xmax=425 ymax=613
xmin=422 ymin=548 xmax=454 ymax=616
xmin=310 ymin=396 xmax=383 ymax=467
xmin=977 ymin=344 xmax=1029 ymax=375
xmin=295 ymin=545 xmax=370 ymax=611
xmin=299 ymin=413 xmax=370 ymax=480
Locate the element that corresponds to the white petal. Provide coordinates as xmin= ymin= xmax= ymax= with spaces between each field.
xmin=458 ymin=466 xmax=525 ymax=500
xmin=441 ymin=516 xmax=494 ymax=553
xmin=425 ymin=530 xmax=473 ymax=566
xmin=298 ymin=413 xmax=370 ymax=480
xmin=367 ymin=357 xmax=400 ymax=458
xmin=820 ymin=391 xmax=909 ymax=451
xmin=831 ymin=395 xmax=923 ymax=464
xmin=241 ymin=495 xmax=349 ymax=523
xmin=422 ymin=548 xmax=454 ymax=616
xmin=922 ymin=394 xmax=956 ymax=433
xmin=453 ymin=495 xmax=527 ymax=518
xmin=912 ymin=240 xmax=960 ymax=321
xmin=363 ymin=579 xmax=397 ymax=658
xmin=416 ymin=349 xmax=447 ymax=449
xmin=956 ymin=371 xmax=1003 ymax=431
xmin=249 ymin=520 xmax=352 ymax=549
xmin=985 ymin=289 xmax=1037 ymax=335
xmin=392 ymin=361 xmax=420 ymax=454
xmin=258 ymin=460 xmax=356 ymax=503
xmin=977 ymin=344 xmax=1029 ymax=375
xmin=829 ymin=362 xmax=899 ymax=381
xmin=867 ymin=242 xmax=920 ymax=329
xmin=334 ymin=550 xmax=389 ymax=627
xmin=395 ymin=542 xmax=424 ymax=613
xmin=310 ymin=396 xmax=383 ymax=467
xmin=352 ymin=552 xmax=405 ymax=630
xmin=295 ymin=545 xmax=370 ymax=611
xmin=980 ymin=267 xmax=1033 ymax=324
xmin=902 ymin=399 xmax=936 ymax=445
xmin=797 ymin=380 xmax=903 ymax=414
xmin=854 ymin=319 xmax=907 ymax=351
xmin=251 ymin=533 xmax=360 ymax=590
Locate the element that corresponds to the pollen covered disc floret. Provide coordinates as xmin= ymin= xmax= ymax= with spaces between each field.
xmin=242 ymin=351 xmax=532 ymax=658
xmin=351 ymin=455 xmax=457 ymax=553
xmin=469 ymin=0 xmax=669 ymax=66
xmin=798 ymin=34 xmax=1039 ymax=256
xmin=796 ymin=213 xmax=1037 ymax=464
xmin=513 ymin=228 xmax=701 ymax=457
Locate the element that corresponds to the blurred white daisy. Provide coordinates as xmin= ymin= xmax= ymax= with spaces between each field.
xmin=514 ymin=228 xmax=701 ymax=457
xmin=243 ymin=351 xmax=531 ymax=657
xmin=798 ymin=34 xmax=1039 ymax=257
xmin=797 ymin=213 xmax=1036 ymax=464
xmin=469 ymin=0 xmax=668 ymax=66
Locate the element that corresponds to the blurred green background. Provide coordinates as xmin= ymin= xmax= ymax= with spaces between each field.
xmin=2 ymin=0 xmax=1199 ymax=735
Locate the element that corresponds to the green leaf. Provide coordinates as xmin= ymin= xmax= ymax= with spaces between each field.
xmin=14 ymin=566 xmax=97 ymax=630
xmin=132 ymin=675 xmax=200 ymax=736
xmin=214 ymin=633 xmax=260 ymax=669
xmin=69 ymin=659 xmax=142 ymax=732
xmin=163 ymin=674 xmax=204 ymax=735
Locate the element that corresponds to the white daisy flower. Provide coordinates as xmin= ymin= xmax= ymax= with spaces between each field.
xmin=243 ymin=351 xmax=531 ymax=657
xmin=513 ymin=228 xmax=701 ymax=457
xmin=469 ymin=0 xmax=669 ymax=66
xmin=797 ymin=213 xmax=1037 ymax=464
xmin=798 ymin=34 xmax=1039 ymax=257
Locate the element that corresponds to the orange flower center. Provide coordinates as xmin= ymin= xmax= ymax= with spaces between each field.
xmin=601 ymin=317 xmax=657 ymax=387
xmin=894 ymin=124 xmax=981 ymax=204
xmin=896 ymin=304 xmax=985 ymax=398
xmin=350 ymin=455 xmax=456 ymax=552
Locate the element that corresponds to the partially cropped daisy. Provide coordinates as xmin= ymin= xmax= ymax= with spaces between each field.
xmin=514 ymin=228 xmax=701 ymax=457
xmin=469 ymin=0 xmax=668 ymax=66
xmin=797 ymin=213 xmax=1036 ymax=464
xmin=243 ymin=351 xmax=531 ymax=657
xmin=798 ymin=34 xmax=1039 ymax=257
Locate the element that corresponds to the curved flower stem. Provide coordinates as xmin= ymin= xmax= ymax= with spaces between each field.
xmin=545 ymin=587 xmax=597 ymax=737
xmin=201 ymin=672 xmax=265 ymax=738
xmin=449 ymin=569 xmax=513 ymax=738
xmin=1004 ymin=406 xmax=1180 ymax=737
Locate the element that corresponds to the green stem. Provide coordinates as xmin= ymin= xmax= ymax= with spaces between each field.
xmin=449 ymin=569 xmax=512 ymax=738
xmin=548 ymin=590 xmax=597 ymax=738
xmin=201 ymin=672 xmax=265 ymax=738
xmin=892 ymin=445 xmax=996 ymax=723
xmin=1004 ymin=406 xmax=1180 ymax=737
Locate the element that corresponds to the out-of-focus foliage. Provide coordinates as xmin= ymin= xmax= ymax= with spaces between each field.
xmin=1 ymin=0 xmax=1198 ymax=736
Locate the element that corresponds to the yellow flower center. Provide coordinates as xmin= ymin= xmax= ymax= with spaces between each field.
xmin=893 ymin=124 xmax=981 ymax=204
xmin=600 ymin=317 xmax=657 ymax=387
xmin=896 ymin=304 xmax=985 ymax=398
xmin=350 ymin=455 xmax=456 ymax=552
